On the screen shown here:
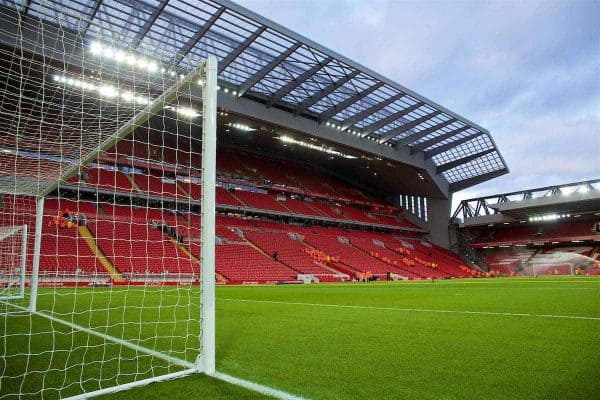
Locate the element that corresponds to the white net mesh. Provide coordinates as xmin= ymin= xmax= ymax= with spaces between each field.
xmin=0 ymin=225 xmax=26 ymax=301
xmin=0 ymin=4 xmax=215 ymax=399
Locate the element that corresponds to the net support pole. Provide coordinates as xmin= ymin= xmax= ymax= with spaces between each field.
xmin=29 ymin=197 xmax=44 ymax=312
xmin=198 ymin=55 xmax=217 ymax=375
xmin=19 ymin=224 xmax=28 ymax=298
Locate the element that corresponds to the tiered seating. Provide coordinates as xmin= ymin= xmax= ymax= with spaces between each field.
xmin=27 ymin=199 xmax=107 ymax=277
xmin=472 ymin=221 xmax=598 ymax=247
xmin=236 ymin=152 xmax=297 ymax=187
xmin=349 ymin=236 xmax=442 ymax=279
xmin=319 ymin=179 xmax=366 ymax=203
xmin=45 ymin=198 xmax=98 ymax=215
xmin=372 ymin=213 xmax=400 ymax=226
xmin=544 ymin=221 xmax=596 ymax=239
xmin=84 ymin=167 xmax=137 ymax=192
xmin=132 ymin=172 xmax=185 ymax=198
xmin=244 ymin=230 xmax=334 ymax=275
xmin=307 ymin=202 xmax=341 ymax=219
xmin=216 ymin=244 xmax=296 ymax=282
xmin=401 ymin=238 xmax=475 ymax=278
xmin=217 ymin=149 xmax=250 ymax=176
xmin=1 ymin=193 xmax=483 ymax=282
xmin=39 ymin=223 xmax=102 ymax=276
xmin=233 ymin=190 xmax=290 ymax=213
xmin=75 ymin=155 xmax=422 ymax=228
xmin=336 ymin=204 xmax=374 ymax=223
xmin=90 ymin=219 xmax=197 ymax=275
xmin=216 ymin=187 xmax=244 ymax=207
xmin=288 ymin=172 xmax=328 ymax=196
xmin=303 ymin=228 xmax=397 ymax=278
xmin=88 ymin=206 xmax=197 ymax=275
xmin=101 ymin=204 xmax=178 ymax=224
xmin=277 ymin=197 xmax=322 ymax=217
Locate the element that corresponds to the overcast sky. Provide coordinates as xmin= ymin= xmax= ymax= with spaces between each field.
xmin=236 ymin=0 xmax=600 ymax=209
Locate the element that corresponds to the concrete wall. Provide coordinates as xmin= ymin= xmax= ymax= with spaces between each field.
xmin=422 ymin=196 xmax=452 ymax=249
xmin=393 ymin=195 xmax=453 ymax=250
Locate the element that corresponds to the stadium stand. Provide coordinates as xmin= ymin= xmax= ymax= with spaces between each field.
xmin=232 ymin=189 xmax=290 ymax=213
xmin=277 ymin=197 xmax=324 ymax=218
xmin=243 ymin=230 xmax=337 ymax=276
xmin=216 ymin=244 xmax=297 ymax=283
xmin=2 ymin=129 xmax=493 ymax=284
xmin=84 ymin=167 xmax=138 ymax=193
xmin=1 ymin=189 xmax=479 ymax=284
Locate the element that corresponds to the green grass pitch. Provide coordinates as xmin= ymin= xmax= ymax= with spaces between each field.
xmin=1 ymin=277 xmax=598 ymax=399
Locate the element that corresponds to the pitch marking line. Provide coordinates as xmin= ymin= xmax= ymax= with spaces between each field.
xmin=212 ymin=372 xmax=308 ymax=400
xmin=218 ymin=298 xmax=600 ymax=321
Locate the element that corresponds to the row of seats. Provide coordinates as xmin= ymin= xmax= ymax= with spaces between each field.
xmin=106 ymin=131 xmax=374 ymax=204
xmin=77 ymin=167 xmax=414 ymax=228
xmin=472 ymin=221 xmax=598 ymax=246
xmin=216 ymin=244 xmax=297 ymax=282
xmin=1 ymin=196 xmax=474 ymax=282
xmin=243 ymin=231 xmax=333 ymax=275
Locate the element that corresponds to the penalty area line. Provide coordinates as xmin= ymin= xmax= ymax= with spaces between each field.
xmin=218 ymin=298 xmax=600 ymax=321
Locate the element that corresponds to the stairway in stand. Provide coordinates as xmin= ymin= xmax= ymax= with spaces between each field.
xmin=78 ymin=225 xmax=124 ymax=282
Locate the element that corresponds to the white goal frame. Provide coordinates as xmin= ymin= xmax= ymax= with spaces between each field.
xmin=0 ymin=224 xmax=28 ymax=301
xmin=531 ymin=262 xmax=575 ymax=277
xmin=2 ymin=56 xmax=218 ymax=399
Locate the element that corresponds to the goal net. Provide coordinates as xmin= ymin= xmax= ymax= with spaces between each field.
xmin=0 ymin=225 xmax=27 ymax=302
xmin=0 ymin=3 xmax=217 ymax=399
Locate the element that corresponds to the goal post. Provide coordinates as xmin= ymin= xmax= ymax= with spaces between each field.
xmin=0 ymin=224 xmax=27 ymax=301
xmin=198 ymin=55 xmax=218 ymax=376
xmin=0 ymin=3 xmax=218 ymax=398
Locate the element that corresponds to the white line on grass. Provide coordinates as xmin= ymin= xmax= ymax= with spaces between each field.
xmin=218 ymin=298 xmax=600 ymax=321
xmin=212 ymin=372 xmax=308 ymax=400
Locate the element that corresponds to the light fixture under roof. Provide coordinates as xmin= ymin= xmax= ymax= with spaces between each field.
xmin=89 ymin=41 xmax=160 ymax=75
xmin=52 ymin=73 xmax=199 ymax=117
xmin=227 ymin=122 xmax=255 ymax=132
xmin=528 ymin=213 xmax=570 ymax=223
xmin=278 ymin=135 xmax=356 ymax=159
xmin=175 ymin=106 xmax=201 ymax=118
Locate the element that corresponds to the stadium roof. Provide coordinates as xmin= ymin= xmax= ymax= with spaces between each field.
xmin=452 ymin=179 xmax=600 ymax=227
xmin=1 ymin=0 xmax=508 ymax=194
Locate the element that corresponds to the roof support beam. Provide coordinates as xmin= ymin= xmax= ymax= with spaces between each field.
xmin=129 ymin=0 xmax=169 ymax=48
xmin=394 ymin=118 xmax=457 ymax=146
xmin=340 ymin=93 xmax=404 ymax=131
xmin=377 ymin=111 xmax=442 ymax=143
xmin=171 ymin=6 xmax=225 ymax=66
xmin=294 ymin=69 xmax=361 ymax=115
xmin=423 ymin=131 xmax=483 ymax=159
xmin=410 ymin=126 xmax=470 ymax=154
xmin=436 ymin=148 xmax=496 ymax=174
xmin=237 ymin=42 xmax=301 ymax=97
xmin=81 ymin=0 xmax=103 ymax=37
xmin=218 ymin=26 xmax=266 ymax=74
xmin=449 ymin=168 xmax=508 ymax=192
xmin=21 ymin=0 xmax=32 ymax=15
xmin=361 ymin=102 xmax=424 ymax=137
xmin=317 ymin=82 xmax=384 ymax=123
xmin=267 ymin=56 xmax=333 ymax=107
